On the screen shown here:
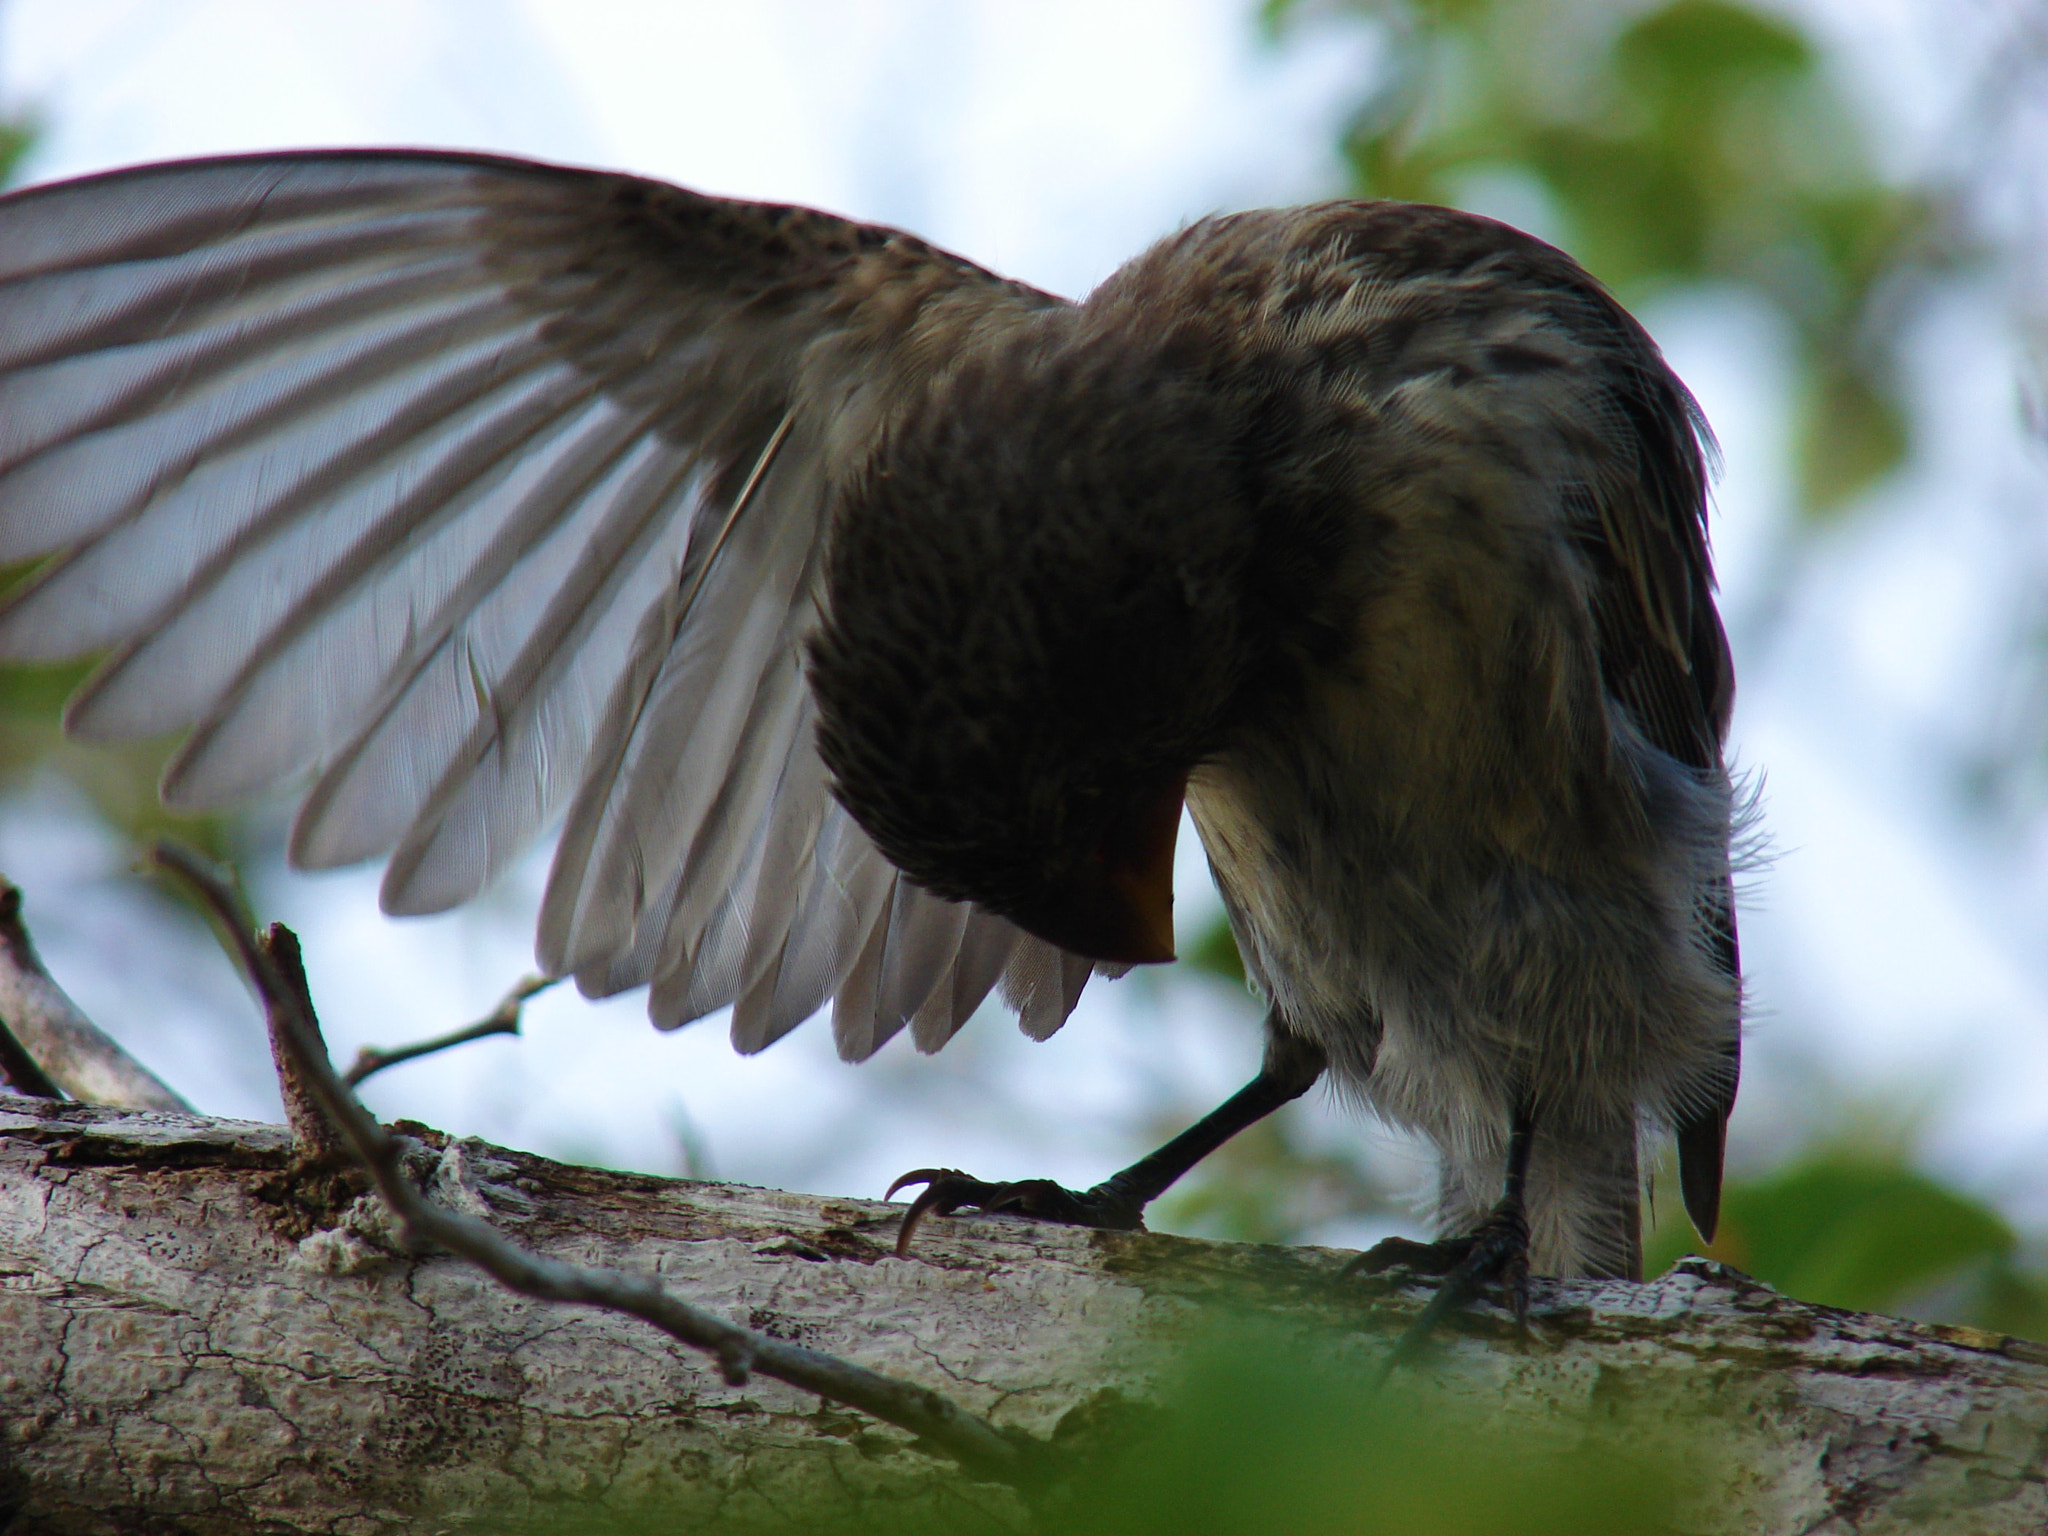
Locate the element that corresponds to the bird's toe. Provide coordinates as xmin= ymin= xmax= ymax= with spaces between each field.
xmin=1341 ymin=1233 xmax=1478 ymax=1281
xmin=887 ymin=1169 xmax=1146 ymax=1256
xmin=1353 ymin=1200 xmax=1535 ymax=1376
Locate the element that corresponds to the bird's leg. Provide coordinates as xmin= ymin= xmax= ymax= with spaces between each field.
xmin=1347 ymin=1101 xmax=1536 ymax=1365
xmin=889 ymin=1021 xmax=1326 ymax=1257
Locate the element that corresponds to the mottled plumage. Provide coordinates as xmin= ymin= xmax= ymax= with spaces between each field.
xmin=0 ymin=152 xmax=1739 ymax=1278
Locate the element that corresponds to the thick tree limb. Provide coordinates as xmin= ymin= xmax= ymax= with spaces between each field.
xmin=3 ymin=1094 xmax=2046 ymax=1534
xmin=4 ymin=852 xmax=2044 ymax=1534
xmin=141 ymin=841 xmax=1026 ymax=1485
xmin=0 ymin=874 xmax=189 ymax=1111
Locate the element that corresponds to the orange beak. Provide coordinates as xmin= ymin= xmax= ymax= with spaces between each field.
xmin=1015 ymin=775 xmax=1184 ymax=965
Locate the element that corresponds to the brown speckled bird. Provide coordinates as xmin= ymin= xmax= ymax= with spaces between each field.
xmin=0 ymin=151 xmax=1740 ymax=1297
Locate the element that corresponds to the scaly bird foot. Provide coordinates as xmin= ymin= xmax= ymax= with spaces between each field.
xmin=1343 ymin=1233 xmax=1478 ymax=1279
xmin=886 ymin=1168 xmax=1146 ymax=1257
xmin=1343 ymin=1200 xmax=1532 ymax=1375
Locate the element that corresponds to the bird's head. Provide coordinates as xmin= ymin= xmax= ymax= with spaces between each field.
xmin=807 ymin=307 xmax=1274 ymax=965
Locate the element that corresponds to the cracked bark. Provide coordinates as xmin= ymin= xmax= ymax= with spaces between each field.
xmin=2 ymin=1094 xmax=2045 ymax=1536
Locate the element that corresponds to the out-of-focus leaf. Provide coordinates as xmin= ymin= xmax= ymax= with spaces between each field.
xmin=1151 ymin=1107 xmax=1399 ymax=1244
xmin=1048 ymin=1325 xmax=1694 ymax=1536
xmin=1722 ymin=1159 xmax=2009 ymax=1311
xmin=0 ymin=115 xmax=30 ymax=188
xmin=0 ymin=652 xmax=240 ymax=862
xmin=1183 ymin=912 xmax=1247 ymax=987
xmin=1797 ymin=358 xmax=1910 ymax=515
xmin=1617 ymin=0 xmax=1809 ymax=88
xmin=1649 ymin=1150 xmax=2048 ymax=1340
xmin=1971 ymin=1265 xmax=2048 ymax=1345
xmin=0 ymin=656 xmax=90 ymax=723
xmin=1273 ymin=0 xmax=1935 ymax=526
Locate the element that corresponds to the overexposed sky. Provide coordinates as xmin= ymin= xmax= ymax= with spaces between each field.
xmin=3 ymin=0 xmax=2045 ymax=1241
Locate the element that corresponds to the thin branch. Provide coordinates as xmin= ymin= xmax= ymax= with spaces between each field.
xmin=0 ymin=873 xmax=190 ymax=1111
xmin=0 ymin=1002 xmax=61 ymax=1099
xmin=140 ymin=852 xmax=342 ymax=1160
xmin=260 ymin=923 xmax=350 ymax=1162
xmin=144 ymin=842 xmax=1030 ymax=1483
xmin=344 ymin=974 xmax=560 ymax=1088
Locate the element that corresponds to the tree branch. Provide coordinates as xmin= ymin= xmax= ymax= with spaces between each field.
xmin=0 ymin=1001 xmax=60 ymax=1099
xmin=4 ymin=1091 xmax=2046 ymax=1534
xmin=0 ymin=872 xmax=189 ymax=1111
xmin=145 ymin=841 xmax=1027 ymax=1483
xmin=6 ymin=855 xmax=2046 ymax=1532
xmin=342 ymin=973 xmax=559 ymax=1087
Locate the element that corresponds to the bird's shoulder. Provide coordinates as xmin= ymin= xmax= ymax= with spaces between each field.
xmin=1095 ymin=199 xmax=1731 ymax=772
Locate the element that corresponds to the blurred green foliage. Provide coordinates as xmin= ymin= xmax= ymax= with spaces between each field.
xmin=539 ymin=1328 xmax=1699 ymax=1535
xmin=0 ymin=113 xmax=28 ymax=186
xmin=0 ymin=649 xmax=238 ymax=862
xmin=1153 ymin=1109 xmax=1401 ymax=1244
xmin=1184 ymin=911 xmax=1247 ymax=987
xmin=1650 ymin=1149 xmax=2048 ymax=1341
xmin=1041 ymin=1328 xmax=1691 ymax=1536
xmin=0 ymin=674 xmax=243 ymax=873
xmin=1271 ymin=0 xmax=1934 ymax=517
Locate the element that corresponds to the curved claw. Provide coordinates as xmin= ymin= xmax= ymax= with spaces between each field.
xmin=888 ymin=1169 xmax=1005 ymax=1257
xmin=885 ymin=1167 xmax=958 ymax=1202
xmin=886 ymin=1167 xmax=1146 ymax=1257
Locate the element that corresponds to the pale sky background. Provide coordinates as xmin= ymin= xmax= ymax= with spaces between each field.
xmin=2 ymin=0 xmax=2044 ymax=1247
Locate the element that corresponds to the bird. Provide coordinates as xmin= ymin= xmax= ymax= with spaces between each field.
xmin=0 ymin=150 xmax=1740 ymax=1298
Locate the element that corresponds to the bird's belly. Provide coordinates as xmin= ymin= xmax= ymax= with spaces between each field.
xmin=1187 ymin=749 xmax=1734 ymax=1145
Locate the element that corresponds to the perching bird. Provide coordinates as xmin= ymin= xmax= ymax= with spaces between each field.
xmin=0 ymin=151 xmax=1740 ymax=1293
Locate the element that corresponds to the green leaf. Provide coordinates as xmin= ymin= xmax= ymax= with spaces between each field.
xmin=1292 ymin=0 xmax=1929 ymax=519
xmin=1649 ymin=1152 xmax=2044 ymax=1335
xmin=1615 ymin=0 xmax=1811 ymax=92
xmin=1795 ymin=358 xmax=1909 ymax=516
xmin=1183 ymin=913 xmax=1247 ymax=988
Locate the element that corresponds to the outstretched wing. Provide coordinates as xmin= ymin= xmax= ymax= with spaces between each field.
xmin=0 ymin=149 xmax=1095 ymax=1059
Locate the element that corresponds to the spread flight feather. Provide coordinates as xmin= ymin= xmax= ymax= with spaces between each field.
xmin=0 ymin=150 xmax=1091 ymax=1058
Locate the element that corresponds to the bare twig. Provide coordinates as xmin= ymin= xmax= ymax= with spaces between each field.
xmin=144 ymin=842 xmax=1030 ymax=1483
xmin=0 ymin=874 xmax=190 ymax=1111
xmin=137 ymin=851 xmax=341 ymax=1158
xmin=343 ymin=974 xmax=560 ymax=1088
xmin=259 ymin=923 xmax=350 ymax=1162
xmin=0 ymin=1003 xmax=61 ymax=1099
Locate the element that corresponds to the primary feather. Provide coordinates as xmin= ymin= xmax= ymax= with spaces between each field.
xmin=0 ymin=150 xmax=1094 ymax=1055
